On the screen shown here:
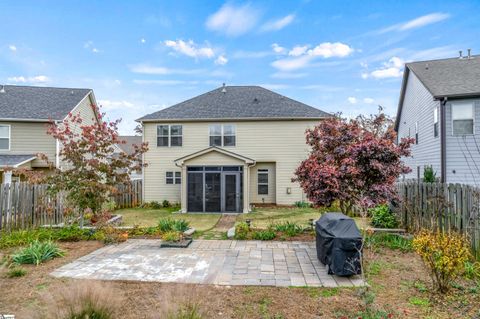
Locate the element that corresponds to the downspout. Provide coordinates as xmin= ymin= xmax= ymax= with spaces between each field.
xmin=440 ymin=98 xmax=448 ymax=183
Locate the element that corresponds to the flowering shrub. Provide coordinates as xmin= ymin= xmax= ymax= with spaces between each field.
xmin=413 ymin=230 xmax=472 ymax=292
xmin=293 ymin=111 xmax=413 ymax=215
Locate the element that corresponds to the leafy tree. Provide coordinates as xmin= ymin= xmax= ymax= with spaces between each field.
xmin=423 ymin=165 xmax=436 ymax=183
xmin=16 ymin=106 xmax=148 ymax=221
xmin=293 ymin=111 xmax=413 ymax=215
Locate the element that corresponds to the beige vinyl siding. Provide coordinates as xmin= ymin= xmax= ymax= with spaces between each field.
xmin=0 ymin=121 xmax=55 ymax=167
xmin=143 ymin=120 xmax=317 ymax=205
xmin=250 ymin=162 xmax=276 ymax=204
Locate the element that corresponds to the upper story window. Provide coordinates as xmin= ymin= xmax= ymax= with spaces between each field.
xmin=209 ymin=124 xmax=236 ymax=147
xmin=257 ymin=169 xmax=269 ymax=195
xmin=0 ymin=125 xmax=10 ymax=150
xmin=452 ymin=102 xmax=474 ymax=135
xmin=433 ymin=106 xmax=439 ymax=137
xmin=415 ymin=121 xmax=418 ymax=144
xmin=157 ymin=125 xmax=182 ymax=147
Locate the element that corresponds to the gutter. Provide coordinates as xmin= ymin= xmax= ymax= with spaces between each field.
xmin=440 ymin=98 xmax=448 ymax=183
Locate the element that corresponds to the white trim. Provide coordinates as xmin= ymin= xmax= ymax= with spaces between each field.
xmin=63 ymin=91 xmax=101 ymax=124
xmin=174 ymin=146 xmax=255 ymax=166
xmin=0 ymin=124 xmax=11 ymax=151
xmin=257 ymin=168 xmax=269 ymax=195
xmin=13 ymin=156 xmax=37 ymax=168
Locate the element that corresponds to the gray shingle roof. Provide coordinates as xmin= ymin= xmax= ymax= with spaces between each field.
xmin=118 ymin=136 xmax=142 ymax=155
xmin=137 ymin=86 xmax=331 ymax=121
xmin=0 ymin=85 xmax=91 ymax=120
xmin=0 ymin=154 xmax=36 ymax=167
xmin=406 ymin=55 xmax=480 ymax=98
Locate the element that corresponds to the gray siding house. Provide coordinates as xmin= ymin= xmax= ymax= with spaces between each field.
xmin=395 ymin=52 xmax=480 ymax=185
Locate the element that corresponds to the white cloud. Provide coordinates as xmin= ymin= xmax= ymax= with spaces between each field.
xmin=378 ymin=12 xmax=450 ymax=34
xmin=347 ymin=97 xmax=357 ymax=104
xmin=363 ymin=56 xmax=404 ymax=79
xmin=232 ymin=50 xmax=272 ymax=59
xmin=164 ymin=39 xmax=215 ymax=59
xmin=271 ymin=43 xmax=286 ymax=54
xmin=271 ymin=42 xmax=354 ymax=71
xmin=140 ymin=38 xmax=146 ymax=44
xmin=308 ymin=42 xmax=354 ymax=58
xmin=7 ymin=75 xmax=50 ymax=84
xmin=206 ymin=3 xmax=260 ymax=36
xmin=363 ymin=97 xmax=375 ymax=104
xmin=98 ymin=100 xmax=135 ymax=110
xmin=8 ymin=45 xmax=17 ymax=52
xmin=129 ymin=64 xmax=204 ymax=75
xmin=84 ymin=41 xmax=100 ymax=53
xmin=214 ymin=55 xmax=228 ymax=65
xmin=289 ymin=45 xmax=309 ymax=57
xmin=260 ymin=14 xmax=295 ymax=32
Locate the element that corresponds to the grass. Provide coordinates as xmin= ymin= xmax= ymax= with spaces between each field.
xmin=7 ymin=267 xmax=26 ymax=278
xmin=117 ymin=208 xmax=221 ymax=231
xmin=237 ymin=206 xmax=370 ymax=229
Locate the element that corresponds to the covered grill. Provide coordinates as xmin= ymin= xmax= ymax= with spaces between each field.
xmin=315 ymin=213 xmax=363 ymax=276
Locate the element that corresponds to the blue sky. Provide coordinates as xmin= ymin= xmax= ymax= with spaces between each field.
xmin=1 ymin=0 xmax=479 ymax=134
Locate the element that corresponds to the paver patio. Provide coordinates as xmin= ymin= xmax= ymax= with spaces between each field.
xmin=51 ymin=239 xmax=364 ymax=287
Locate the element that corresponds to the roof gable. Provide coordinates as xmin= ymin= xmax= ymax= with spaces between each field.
xmin=137 ymin=86 xmax=331 ymax=122
xmin=0 ymin=85 xmax=92 ymax=121
xmin=174 ymin=146 xmax=255 ymax=165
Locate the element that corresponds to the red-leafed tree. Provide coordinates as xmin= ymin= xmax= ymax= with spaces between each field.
xmin=293 ymin=110 xmax=413 ymax=215
xmin=17 ymin=106 xmax=148 ymax=220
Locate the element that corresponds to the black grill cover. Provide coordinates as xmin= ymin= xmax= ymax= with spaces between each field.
xmin=315 ymin=213 xmax=363 ymax=276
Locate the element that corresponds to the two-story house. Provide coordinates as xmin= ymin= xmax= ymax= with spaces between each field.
xmin=395 ymin=51 xmax=480 ymax=184
xmin=0 ymin=85 xmax=99 ymax=184
xmin=137 ymin=85 xmax=331 ymax=213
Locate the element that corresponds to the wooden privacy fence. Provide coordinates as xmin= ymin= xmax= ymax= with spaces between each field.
xmin=0 ymin=180 xmax=142 ymax=231
xmin=396 ymin=181 xmax=480 ymax=259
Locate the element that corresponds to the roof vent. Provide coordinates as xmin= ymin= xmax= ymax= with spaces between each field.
xmin=253 ymin=97 xmax=259 ymax=103
xmin=425 ymin=63 xmax=429 ymax=70
xmin=468 ymin=48 xmax=472 ymax=59
xmin=221 ymin=83 xmax=226 ymax=93
xmin=459 ymin=50 xmax=463 ymax=59
xmin=0 ymin=85 xmax=5 ymax=94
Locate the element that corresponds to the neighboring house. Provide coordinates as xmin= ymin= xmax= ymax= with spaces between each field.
xmin=137 ymin=85 xmax=331 ymax=213
xmin=395 ymin=51 xmax=480 ymax=185
xmin=0 ymin=85 xmax=99 ymax=184
xmin=116 ymin=135 xmax=143 ymax=180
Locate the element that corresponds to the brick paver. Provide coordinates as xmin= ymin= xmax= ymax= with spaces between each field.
xmin=51 ymin=239 xmax=363 ymax=287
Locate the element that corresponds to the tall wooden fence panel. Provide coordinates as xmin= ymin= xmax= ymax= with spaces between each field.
xmin=396 ymin=181 xmax=480 ymax=259
xmin=0 ymin=180 xmax=142 ymax=232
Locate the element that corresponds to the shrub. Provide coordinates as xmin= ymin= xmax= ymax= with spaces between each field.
xmin=423 ymin=165 xmax=436 ymax=183
xmin=143 ymin=201 xmax=162 ymax=209
xmin=12 ymin=240 xmax=64 ymax=265
xmin=413 ymin=230 xmax=472 ymax=292
xmin=55 ymin=225 xmax=92 ymax=242
xmin=234 ymin=222 xmax=250 ymax=240
xmin=369 ymin=204 xmax=398 ymax=229
xmin=158 ymin=218 xmax=175 ymax=232
xmin=273 ymin=221 xmax=303 ymax=237
xmin=102 ymin=199 xmax=117 ymax=212
xmin=162 ymin=231 xmax=182 ymax=242
xmin=294 ymin=201 xmax=311 ymax=208
xmin=173 ymin=219 xmax=190 ymax=232
xmin=252 ymin=229 xmax=276 ymax=240
xmin=7 ymin=267 xmax=26 ymax=278
xmin=162 ymin=200 xmax=171 ymax=208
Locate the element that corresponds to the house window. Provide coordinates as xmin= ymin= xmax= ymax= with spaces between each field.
xmin=157 ymin=125 xmax=183 ymax=147
xmin=166 ymin=171 xmax=181 ymax=184
xmin=0 ymin=125 xmax=9 ymax=150
xmin=452 ymin=102 xmax=474 ymax=135
xmin=433 ymin=106 xmax=439 ymax=137
xmin=257 ymin=169 xmax=268 ymax=195
xmin=415 ymin=121 xmax=418 ymax=144
xmin=209 ymin=124 xmax=236 ymax=147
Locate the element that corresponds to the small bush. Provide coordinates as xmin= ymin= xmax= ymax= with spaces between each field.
xmin=142 ymin=201 xmax=162 ymax=209
xmin=413 ymin=230 xmax=472 ymax=292
xmin=173 ymin=219 xmax=190 ymax=232
xmin=12 ymin=240 xmax=64 ymax=265
xmin=273 ymin=221 xmax=303 ymax=237
xmin=162 ymin=200 xmax=171 ymax=208
xmin=369 ymin=204 xmax=398 ymax=229
xmin=423 ymin=165 xmax=436 ymax=183
xmin=162 ymin=231 xmax=182 ymax=242
xmin=234 ymin=222 xmax=250 ymax=240
xmin=158 ymin=218 xmax=175 ymax=232
xmin=252 ymin=229 xmax=276 ymax=241
xmin=102 ymin=200 xmax=117 ymax=212
xmin=294 ymin=201 xmax=311 ymax=208
xmin=463 ymin=261 xmax=480 ymax=280
xmin=7 ymin=267 xmax=26 ymax=278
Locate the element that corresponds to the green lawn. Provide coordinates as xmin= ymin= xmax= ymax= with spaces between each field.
xmin=117 ymin=206 xmax=369 ymax=232
xmin=117 ymin=208 xmax=221 ymax=231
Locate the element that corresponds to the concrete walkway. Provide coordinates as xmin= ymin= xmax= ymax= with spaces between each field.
xmin=51 ymin=239 xmax=364 ymax=287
